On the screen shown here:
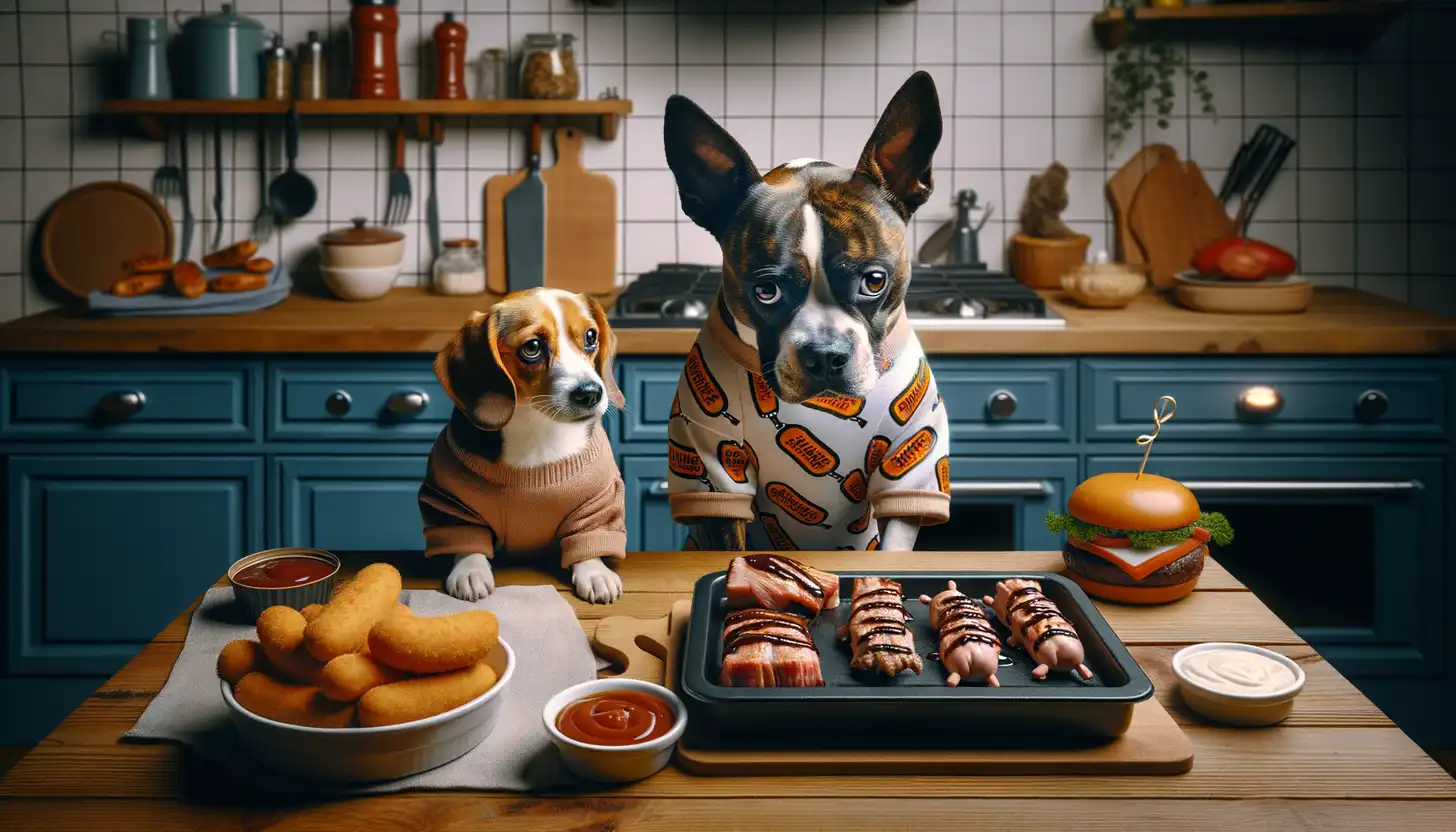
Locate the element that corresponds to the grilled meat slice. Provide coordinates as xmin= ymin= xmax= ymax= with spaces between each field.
xmin=836 ymin=577 xmax=922 ymax=677
xmin=725 ymin=554 xmax=840 ymax=614
xmin=719 ymin=608 xmax=825 ymax=687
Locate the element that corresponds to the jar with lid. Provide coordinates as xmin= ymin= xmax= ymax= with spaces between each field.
xmin=262 ymin=35 xmax=292 ymax=101
xmin=297 ymin=31 xmax=326 ymax=100
xmin=432 ymin=239 xmax=486 ymax=295
xmin=476 ymin=48 xmax=506 ymax=100
xmin=519 ymin=32 xmax=579 ymax=100
xmin=350 ymin=0 xmax=400 ymax=99
xmin=432 ymin=13 xmax=468 ymax=100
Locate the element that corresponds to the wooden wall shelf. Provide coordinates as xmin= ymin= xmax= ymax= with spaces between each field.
xmin=1092 ymin=1 xmax=1408 ymax=49
xmin=100 ymin=98 xmax=634 ymax=141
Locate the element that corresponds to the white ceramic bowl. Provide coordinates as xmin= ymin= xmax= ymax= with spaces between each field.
xmin=1172 ymin=642 xmax=1305 ymax=727
xmin=321 ymin=263 xmax=402 ymax=301
xmin=542 ymin=678 xmax=687 ymax=783
xmin=221 ymin=638 xmax=515 ymax=783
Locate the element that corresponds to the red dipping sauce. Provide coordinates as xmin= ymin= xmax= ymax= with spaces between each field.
xmin=555 ymin=690 xmax=675 ymax=746
xmin=232 ymin=556 xmax=336 ymax=589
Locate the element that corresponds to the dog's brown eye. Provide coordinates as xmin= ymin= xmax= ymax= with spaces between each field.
xmin=860 ymin=270 xmax=888 ymax=297
xmin=583 ymin=328 xmax=598 ymax=351
xmin=518 ymin=339 xmax=545 ymax=362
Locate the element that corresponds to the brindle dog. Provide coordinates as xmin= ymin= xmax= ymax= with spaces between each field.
xmin=663 ymin=71 xmax=943 ymax=550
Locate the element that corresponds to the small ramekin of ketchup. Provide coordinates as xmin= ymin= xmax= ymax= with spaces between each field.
xmin=543 ymin=679 xmax=686 ymax=783
xmin=228 ymin=547 xmax=341 ymax=624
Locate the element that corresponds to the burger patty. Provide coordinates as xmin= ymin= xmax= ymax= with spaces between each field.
xmin=1062 ymin=542 xmax=1207 ymax=588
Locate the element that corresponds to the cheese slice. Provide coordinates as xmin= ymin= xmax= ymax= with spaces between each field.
xmin=1069 ymin=527 xmax=1209 ymax=581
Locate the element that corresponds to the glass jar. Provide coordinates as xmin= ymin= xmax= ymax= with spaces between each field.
xmin=297 ymin=30 xmax=326 ymax=100
xmin=262 ymin=34 xmax=292 ymax=101
xmin=432 ymin=239 xmax=486 ymax=295
xmin=476 ymin=48 xmax=506 ymax=100
xmin=518 ymin=32 xmax=578 ymax=100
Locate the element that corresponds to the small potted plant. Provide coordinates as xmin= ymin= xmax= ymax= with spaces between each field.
xmin=1009 ymin=163 xmax=1091 ymax=290
xmin=1105 ymin=0 xmax=1217 ymax=154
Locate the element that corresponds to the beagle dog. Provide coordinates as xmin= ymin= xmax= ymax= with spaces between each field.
xmin=422 ymin=288 xmax=629 ymax=605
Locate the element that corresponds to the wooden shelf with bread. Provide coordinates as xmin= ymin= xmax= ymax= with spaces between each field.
xmin=1092 ymin=1 xmax=1409 ymax=49
xmin=100 ymin=98 xmax=635 ymax=142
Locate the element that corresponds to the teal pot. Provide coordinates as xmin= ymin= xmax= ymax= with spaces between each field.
xmin=125 ymin=18 xmax=171 ymax=99
xmin=177 ymin=3 xmax=265 ymax=99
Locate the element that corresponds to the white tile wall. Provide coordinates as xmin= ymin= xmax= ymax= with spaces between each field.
xmin=0 ymin=0 xmax=1452 ymax=324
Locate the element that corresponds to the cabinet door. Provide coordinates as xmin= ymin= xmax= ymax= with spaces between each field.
xmin=276 ymin=457 xmax=429 ymax=552
xmin=621 ymin=456 xmax=689 ymax=552
xmin=7 ymin=456 xmax=263 ymax=676
xmin=916 ymin=456 xmax=1080 ymax=552
xmin=1087 ymin=455 xmax=1445 ymax=677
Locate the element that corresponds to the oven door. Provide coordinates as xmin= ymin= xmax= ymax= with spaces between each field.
xmin=1088 ymin=456 xmax=1445 ymax=678
xmin=916 ymin=456 xmax=1078 ymax=552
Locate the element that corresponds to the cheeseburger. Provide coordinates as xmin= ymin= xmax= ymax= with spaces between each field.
xmin=1046 ymin=472 xmax=1233 ymax=605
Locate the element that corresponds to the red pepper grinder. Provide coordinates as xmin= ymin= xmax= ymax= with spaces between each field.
xmin=432 ymin=12 xmax=468 ymax=100
xmin=350 ymin=0 xmax=400 ymax=100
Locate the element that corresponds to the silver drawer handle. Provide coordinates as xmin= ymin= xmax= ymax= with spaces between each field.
xmin=649 ymin=479 xmax=670 ymax=496
xmin=99 ymin=390 xmax=146 ymax=417
xmin=1183 ymin=480 xmax=1422 ymax=494
xmin=949 ymin=481 xmax=1051 ymax=497
xmin=386 ymin=391 xmax=430 ymax=415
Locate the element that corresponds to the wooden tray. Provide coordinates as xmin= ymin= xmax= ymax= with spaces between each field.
xmin=591 ymin=600 xmax=1194 ymax=776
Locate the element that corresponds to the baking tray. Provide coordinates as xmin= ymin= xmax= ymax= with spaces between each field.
xmin=681 ymin=571 xmax=1154 ymax=746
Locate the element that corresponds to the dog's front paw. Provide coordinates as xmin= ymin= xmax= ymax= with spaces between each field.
xmin=446 ymin=553 xmax=496 ymax=602
xmin=571 ymin=558 xmax=623 ymax=605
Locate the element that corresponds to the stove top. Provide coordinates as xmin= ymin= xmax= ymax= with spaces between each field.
xmin=610 ymin=264 xmax=1065 ymax=329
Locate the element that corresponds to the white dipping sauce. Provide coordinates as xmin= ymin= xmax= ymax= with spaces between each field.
xmin=1182 ymin=649 xmax=1297 ymax=696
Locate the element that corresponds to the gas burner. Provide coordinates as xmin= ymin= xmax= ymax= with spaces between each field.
xmin=609 ymin=263 xmax=1065 ymax=329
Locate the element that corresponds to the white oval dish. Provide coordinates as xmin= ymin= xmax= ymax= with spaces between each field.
xmin=542 ymin=678 xmax=687 ymax=783
xmin=221 ymin=638 xmax=514 ymax=783
xmin=1172 ymin=642 xmax=1305 ymax=727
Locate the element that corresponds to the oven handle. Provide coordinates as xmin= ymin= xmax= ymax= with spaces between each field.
xmin=948 ymin=481 xmax=1052 ymax=497
xmin=1182 ymin=480 xmax=1424 ymax=494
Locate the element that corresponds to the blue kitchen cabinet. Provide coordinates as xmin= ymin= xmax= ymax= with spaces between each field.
xmin=269 ymin=363 xmax=449 ymax=441
xmin=919 ymin=456 xmax=1079 ymax=552
xmin=6 ymin=455 xmax=264 ymax=676
xmin=275 ymin=456 xmax=429 ymax=551
xmin=615 ymin=360 xmax=683 ymax=448
xmin=621 ymin=455 xmax=689 ymax=552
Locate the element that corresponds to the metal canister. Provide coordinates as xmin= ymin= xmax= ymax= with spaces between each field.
xmin=297 ymin=31 xmax=327 ymax=100
xmin=178 ymin=3 xmax=266 ymax=99
xmin=262 ymin=35 xmax=292 ymax=101
xmin=124 ymin=17 xmax=171 ymax=100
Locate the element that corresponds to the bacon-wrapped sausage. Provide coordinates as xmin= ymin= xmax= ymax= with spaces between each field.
xmin=984 ymin=578 xmax=1093 ymax=681
xmin=918 ymin=580 xmax=1001 ymax=687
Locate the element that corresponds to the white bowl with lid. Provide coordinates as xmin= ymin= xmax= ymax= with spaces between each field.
xmin=1172 ymin=642 xmax=1306 ymax=727
xmin=319 ymin=218 xmax=405 ymax=269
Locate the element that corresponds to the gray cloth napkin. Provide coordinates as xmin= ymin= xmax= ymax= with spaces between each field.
xmin=87 ymin=263 xmax=293 ymax=317
xmin=125 ymin=584 xmax=598 ymax=793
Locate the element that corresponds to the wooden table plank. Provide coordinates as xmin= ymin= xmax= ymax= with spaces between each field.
xmin=4 ymin=798 xmax=1456 ymax=832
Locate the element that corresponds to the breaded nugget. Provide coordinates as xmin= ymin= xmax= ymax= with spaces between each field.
xmin=300 ymin=603 xmax=326 ymax=622
xmin=232 ymin=672 xmax=356 ymax=729
xmin=319 ymin=653 xmax=407 ymax=703
xmin=217 ymin=640 xmax=262 ymax=685
xmin=357 ymin=661 xmax=498 ymax=727
xmin=260 ymin=642 xmax=324 ymax=684
xmin=304 ymin=563 xmax=402 ymax=662
xmin=369 ymin=609 xmax=499 ymax=674
xmin=257 ymin=605 xmax=308 ymax=653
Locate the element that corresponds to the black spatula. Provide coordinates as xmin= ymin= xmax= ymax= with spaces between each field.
xmin=503 ymin=122 xmax=547 ymax=291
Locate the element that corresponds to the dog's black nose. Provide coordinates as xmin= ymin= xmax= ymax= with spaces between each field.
xmin=797 ymin=342 xmax=852 ymax=383
xmin=570 ymin=382 xmax=603 ymax=408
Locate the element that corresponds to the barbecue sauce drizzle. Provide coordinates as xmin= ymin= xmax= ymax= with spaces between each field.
xmin=742 ymin=554 xmax=824 ymax=599
xmin=723 ymin=608 xmax=818 ymax=654
xmin=850 ymin=584 xmax=913 ymax=655
xmin=1004 ymin=585 xmax=1082 ymax=653
xmin=934 ymin=596 xmax=1002 ymax=650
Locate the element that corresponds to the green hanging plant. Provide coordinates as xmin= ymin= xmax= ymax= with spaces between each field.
xmin=1105 ymin=0 xmax=1217 ymax=155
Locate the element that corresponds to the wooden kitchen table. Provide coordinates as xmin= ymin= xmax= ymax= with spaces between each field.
xmin=2 ymin=552 xmax=1454 ymax=831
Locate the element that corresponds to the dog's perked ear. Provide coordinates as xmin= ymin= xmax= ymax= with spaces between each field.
xmin=856 ymin=71 xmax=943 ymax=220
xmin=663 ymin=95 xmax=762 ymax=240
xmin=433 ymin=309 xmax=516 ymax=430
xmin=584 ymin=295 xmax=625 ymax=409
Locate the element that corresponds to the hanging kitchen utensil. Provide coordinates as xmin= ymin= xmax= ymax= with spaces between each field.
xmin=250 ymin=118 xmax=273 ymax=242
xmin=502 ymin=122 xmax=547 ymax=291
xmin=426 ymin=116 xmax=441 ymax=260
xmin=1107 ymin=144 xmax=1177 ymax=266
xmin=1233 ymin=133 xmax=1295 ymax=235
xmin=267 ymin=106 xmax=316 ymax=221
xmin=540 ymin=125 xmax=617 ymax=293
xmin=40 ymin=181 xmax=174 ymax=299
xmin=384 ymin=115 xmax=412 ymax=226
xmin=178 ymin=116 xmax=194 ymax=259
xmin=211 ymin=117 xmax=225 ymax=250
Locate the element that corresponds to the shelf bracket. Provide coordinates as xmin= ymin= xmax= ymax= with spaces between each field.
xmin=133 ymin=115 xmax=167 ymax=142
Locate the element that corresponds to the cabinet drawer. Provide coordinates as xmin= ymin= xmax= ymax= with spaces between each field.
xmin=276 ymin=457 xmax=429 ymax=551
xmin=269 ymin=363 xmax=451 ymax=440
xmin=1084 ymin=359 xmax=1447 ymax=442
xmin=1 ymin=364 xmax=257 ymax=441
xmin=615 ymin=357 xmax=1075 ymax=446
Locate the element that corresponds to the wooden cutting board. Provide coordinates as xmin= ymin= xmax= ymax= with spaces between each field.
xmin=40 ymin=181 xmax=175 ymax=299
xmin=1184 ymin=160 xmax=1235 ymax=252
xmin=1130 ymin=158 xmax=1205 ymax=288
xmin=486 ymin=126 xmax=618 ymax=294
xmin=1106 ymin=144 xmax=1176 ymax=267
xmin=590 ymin=600 xmax=1194 ymax=777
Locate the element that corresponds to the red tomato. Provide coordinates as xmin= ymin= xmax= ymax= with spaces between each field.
xmin=1218 ymin=247 xmax=1267 ymax=280
xmin=1192 ymin=237 xmax=1297 ymax=280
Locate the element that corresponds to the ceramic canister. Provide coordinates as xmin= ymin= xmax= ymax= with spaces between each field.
xmin=125 ymin=18 xmax=171 ymax=100
xmin=180 ymin=3 xmax=265 ymax=99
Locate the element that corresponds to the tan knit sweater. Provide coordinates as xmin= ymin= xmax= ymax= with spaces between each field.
xmin=418 ymin=414 xmax=627 ymax=568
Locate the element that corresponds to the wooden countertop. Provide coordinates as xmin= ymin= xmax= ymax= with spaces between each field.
xmin=2 ymin=286 xmax=1455 ymax=355
xmin=2 ymin=551 xmax=1454 ymax=830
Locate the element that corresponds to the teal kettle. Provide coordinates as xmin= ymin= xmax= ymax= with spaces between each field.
xmin=178 ymin=3 xmax=265 ymax=99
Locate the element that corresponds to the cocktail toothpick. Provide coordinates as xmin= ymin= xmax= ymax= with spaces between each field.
xmin=1136 ymin=395 xmax=1177 ymax=478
